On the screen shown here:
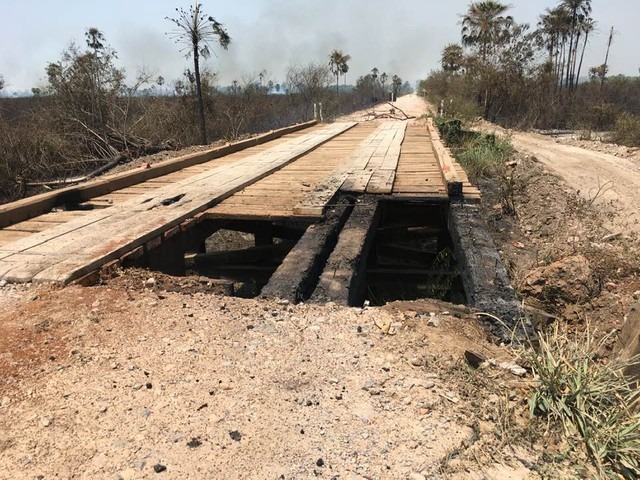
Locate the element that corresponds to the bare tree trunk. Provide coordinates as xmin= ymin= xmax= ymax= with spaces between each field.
xmin=570 ymin=32 xmax=582 ymax=91
xmin=193 ymin=47 xmax=208 ymax=145
xmin=560 ymin=40 xmax=567 ymax=91
xmin=601 ymin=26 xmax=614 ymax=93
xmin=576 ymin=31 xmax=589 ymax=91
xmin=565 ymin=15 xmax=576 ymax=90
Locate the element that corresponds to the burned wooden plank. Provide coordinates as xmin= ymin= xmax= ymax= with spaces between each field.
xmin=310 ymin=197 xmax=380 ymax=306
xmin=261 ymin=199 xmax=353 ymax=303
xmin=185 ymin=242 xmax=294 ymax=268
xmin=448 ymin=202 xmax=521 ymax=325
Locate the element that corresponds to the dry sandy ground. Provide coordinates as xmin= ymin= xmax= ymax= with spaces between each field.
xmin=0 ymin=283 xmax=536 ymax=480
xmin=477 ymin=122 xmax=640 ymax=234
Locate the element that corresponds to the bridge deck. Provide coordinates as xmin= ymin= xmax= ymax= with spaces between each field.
xmin=0 ymin=119 xmax=479 ymax=284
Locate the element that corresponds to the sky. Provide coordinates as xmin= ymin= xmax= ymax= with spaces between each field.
xmin=0 ymin=0 xmax=638 ymax=94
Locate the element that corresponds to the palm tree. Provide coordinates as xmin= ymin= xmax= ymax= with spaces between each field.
xmin=441 ymin=43 xmax=465 ymax=73
xmin=371 ymin=67 xmax=379 ymax=100
xmin=562 ymin=0 xmax=592 ymax=89
xmin=461 ymin=1 xmax=513 ymax=62
xmin=575 ymin=17 xmax=595 ymax=90
xmin=340 ymin=54 xmax=351 ymax=89
xmin=166 ymin=4 xmax=231 ymax=145
xmin=380 ymin=72 xmax=388 ymax=97
xmin=537 ymin=6 xmax=572 ymax=88
xmin=86 ymin=27 xmax=105 ymax=53
xmin=391 ymin=75 xmax=402 ymax=99
xmin=329 ymin=50 xmax=351 ymax=95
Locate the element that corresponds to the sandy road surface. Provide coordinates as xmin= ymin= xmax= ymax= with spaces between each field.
xmin=511 ymin=131 xmax=640 ymax=230
xmin=477 ymin=123 xmax=640 ymax=233
xmin=337 ymin=94 xmax=430 ymax=123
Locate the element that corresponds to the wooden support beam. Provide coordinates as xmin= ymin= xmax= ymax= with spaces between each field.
xmin=261 ymin=199 xmax=353 ymax=303
xmin=366 ymin=268 xmax=459 ymax=277
xmin=310 ymin=198 xmax=380 ymax=306
xmin=448 ymin=202 xmax=521 ymax=324
xmin=185 ymin=241 xmax=294 ymax=267
xmin=426 ymin=118 xmax=463 ymax=197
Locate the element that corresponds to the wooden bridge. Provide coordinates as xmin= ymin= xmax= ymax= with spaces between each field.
xmin=0 ymin=118 xmax=479 ymax=288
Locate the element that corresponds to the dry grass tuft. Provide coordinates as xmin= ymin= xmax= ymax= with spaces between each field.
xmin=523 ymin=322 xmax=640 ymax=479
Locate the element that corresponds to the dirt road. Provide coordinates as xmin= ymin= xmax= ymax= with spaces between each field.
xmin=485 ymin=125 xmax=640 ymax=233
xmin=337 ymin=94 xmax=430 ymax=123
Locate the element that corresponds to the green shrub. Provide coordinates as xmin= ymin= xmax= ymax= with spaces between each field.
xmin=456 ymin=132 xmax=514 ymax=180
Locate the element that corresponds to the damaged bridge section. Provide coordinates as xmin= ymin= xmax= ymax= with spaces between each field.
xmin=0 ymin=117 xmax=521 ymax=325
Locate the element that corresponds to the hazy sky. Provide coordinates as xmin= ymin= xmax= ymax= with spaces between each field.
xmin=0 ymin=0 xmax=638 ymax=93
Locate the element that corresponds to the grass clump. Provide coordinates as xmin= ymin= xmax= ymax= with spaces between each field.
xmin=435 ymin=117 xmax=514 ymax=181
xmin=456 ymin=133 xmax=514 ymax=181
xmin=613 ymin=113 xmax=640 ymax=147
xmin=435 ymin=117 xmax=518 ymax=213
xmin=524 ymin=323 xmax=640 ymax=479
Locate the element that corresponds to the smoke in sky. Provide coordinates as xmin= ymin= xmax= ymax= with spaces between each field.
xmin=0 ymin=0 xmax=638 ymax=93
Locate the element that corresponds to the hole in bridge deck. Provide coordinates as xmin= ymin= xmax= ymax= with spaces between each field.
xmin=192 ymin=225 xmax=303 ymax=298
xmin=361 ymin=201 xmax=467 ymax=307
xmin=123 ymin=219 xmax=309 ymax=298
xmin=115 ymin=200 xmax=468 ymax=306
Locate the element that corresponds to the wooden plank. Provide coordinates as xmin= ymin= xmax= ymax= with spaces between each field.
xmin=311 ymin=200 xmax=380 ymax=305
xmin=0 ymin=123 xmax=357 ymax=284
xmin=342 ymin=171 xmax=374 ymax=193
xmin=0 ymin=230 xmax=33 ymax=246
xmin=0 ymin=120 xmax=319 ymax=228
xmin=427 ymin=118 xmax=463 ymax=196
xmin=292 ymin=172 xmax=349 ymax=217
xmin=36 ymin=211 xmax=89 ymax=222
xmin=203 ymin=211 xmax=298 ymax=221
xmin=4 ymin=220 xmax=64 ymax=233
xmin=291 ymin=124 xmax=393 ymax=216
xmin=367 ymin=170 xmax=396 ymax=194
xmin=0 ymin=211 xmax=115 ymax=255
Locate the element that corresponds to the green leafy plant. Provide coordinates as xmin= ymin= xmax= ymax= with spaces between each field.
xmin=456 ymin=132 xmax=513 ymax=180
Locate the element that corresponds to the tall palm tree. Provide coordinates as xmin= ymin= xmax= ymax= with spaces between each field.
xmin=575 ymin=17 xmax=595 ymax=87
xmin=380 ymin=72 xmax=388 ymax=97
xmin=537 ymin=6 xmax=572 ymax=88
xmin=329 ymin=50 xmax=350 ymax=95
xmin=561 ymin=0 xmax=592 ymax=89
xmin=371 ymin=67 xmax=379 ymax=100
xmin=166 ymin=4 xmax=231 ymax=145
xmin=340 ymin=54 xmax=351 ymax=89
xmin=391 ymin=75 xmax=402 ymax=97
xmin=329 ymin=50 xmax=342 ymax=95
xmin=461 ymin=1 xmax=513 ymax=62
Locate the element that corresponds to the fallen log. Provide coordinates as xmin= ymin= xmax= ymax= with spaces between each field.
xmin=26 ymin=154 xmax=128 ymax=188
